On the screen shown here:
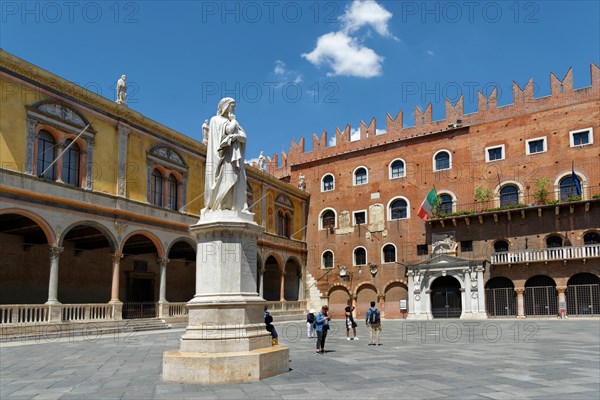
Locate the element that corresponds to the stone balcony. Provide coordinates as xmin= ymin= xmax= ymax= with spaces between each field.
xmin=491 ymin=244 xmax=600 ymax=266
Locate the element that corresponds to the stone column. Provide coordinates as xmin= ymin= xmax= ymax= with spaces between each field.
xmin=110 ymin=252 xmax=123 ymax=303
xmin=158 ymin=257 xmax=170 ymax=318
xmin=515 ymin=288 xmax=526 ymax=318
xmin=279 ymin=270 xmax=286 ymax=301
xmin=407 ymin=271 xmax=415 ymax=319
xmin=46 ymin=246 xmax=63 ymax=305
xmin=476 ymin=266 xmax=486 ymax=314
xmin=26 ymin=117 xmax=37 ymax=175
xmin=117 ymin=124 xmax=130 ymax=197
xmin=85 ymin=138 xmax=95 ymax=190
xmin=258 ymin=267 xmax=265 ymax=298
xmin=158 ymin=258 xmax=169 ymax=303
xmin=55 ymin=142 xmax=65 ymax=183
xmin=464 ymin=269 xmax=472 ymax=315
xmin=556 ymin=286 xmax=567 ymax=318
xmin=351 ymin=295 xmax=357 ymax=318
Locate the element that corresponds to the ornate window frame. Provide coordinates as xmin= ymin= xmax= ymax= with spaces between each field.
xmin=26 ymin=101 xmax=96 ymax=189
xmin=146 ymin=145 xmax=188 ymax=212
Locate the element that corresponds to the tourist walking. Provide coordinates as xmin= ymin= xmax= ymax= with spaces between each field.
xmin=306 ymin=309 xmax=316 ymax=338
xmin=315 ymin=305 xmax=331 ymax=354
xmin=345 ymin=305 xmax=358 ymax=340
xmin=365 ymin=301 xmax=381 ymax=346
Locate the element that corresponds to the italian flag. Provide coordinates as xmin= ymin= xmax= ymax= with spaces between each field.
xmin=417 ymin=188 xmax=438 ymax=220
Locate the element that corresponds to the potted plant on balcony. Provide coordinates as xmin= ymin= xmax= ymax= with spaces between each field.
xmin=474 ymin=185 xmax=492 ymax=212
xmin=532 ymin=177 xmax=550 ymax=205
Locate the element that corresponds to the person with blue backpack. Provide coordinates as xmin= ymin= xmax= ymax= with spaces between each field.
xmin=365 ymin=301 xmax=381 ymax=346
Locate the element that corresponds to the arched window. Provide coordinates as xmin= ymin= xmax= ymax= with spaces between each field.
xmin=559 ymin=176 xmax=581 ymax=200
xmin=151 ymin=169 xmax=163 ymax=207
xmin=167 ymin=175 xmax=179 ymax=211
xmin=546 ymin=235 xmax=563 ymax=248
xmin=277 ymin=210 xmax=292 ymax=238
xmin=494 ymin=240 xmax=509 ymax=252
xmin=383 ymin=244 xmax=396 ymax=263
xmin=354 ymin=247 xmax=367 ymax=266
xmin=437 ymin=194 xmax=453 ymax=215
xmin=61 ymin=139 xmax=80 ymax=186
xmin=390 ymin=159 xmax=405 ymax=179
xmin=354 ymin=167 xmax=368 ymax=185
xmin=500 ymin=185 xmax=519 ymax=207
xmin=434 ymin=151 xmax=451 ymax=171
xmin=321 ymin=209 xmax=336 ymax=230
xmin=322 ymin=250 xmax=334 ymax=269
xmin=37 ymin=131 xmax=56 ymax=180
xmin=584 ymin=232 xmax=600 ymax=245
xmin=322 ymin=174 xmax=334 ymax=191
xmin=275 ymin=194 xmax=294 ymax=237
xmin=390 ymin=198 xmax=408 ymax=220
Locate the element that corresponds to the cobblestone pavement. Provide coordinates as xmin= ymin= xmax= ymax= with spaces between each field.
xmin=1 ymin=319 xmax=599 ymax=399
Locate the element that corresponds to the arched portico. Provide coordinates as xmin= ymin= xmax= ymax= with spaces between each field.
xmin=406 ymin=255 xmax=487 ymax=320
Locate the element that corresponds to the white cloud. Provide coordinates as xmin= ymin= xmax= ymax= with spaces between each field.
xmin=274 ymin=60 xmax=286 ymax=75
xmin=350 ymin=127 xmax=361 ymax=141
xmin=376 ymin=129 xmax=386 ymax=135
xmin=427 ymin=50 xmax=435 ymax=56
xmin=328 ymin=136 xmax=336 ymax=147
xmin=272 ymin=60 xmax=303 ymax=83
xmin=246 ymin=157 xmax=260 ymax=165
xmin=302 ymin=0 xmax=395 ymax=78
xmin=341 ymin=0 xmax=396 ymax=39
xmin=302 ymin=31 xmax=383 ymax=78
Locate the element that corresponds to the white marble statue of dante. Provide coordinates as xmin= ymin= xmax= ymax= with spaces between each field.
xmin=203 ymin=98 xmax=248 ymax=212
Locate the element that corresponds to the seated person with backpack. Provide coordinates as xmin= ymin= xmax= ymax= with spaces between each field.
xmin=365 ymin=301 xmax=381 ymax=346
xmin=264 ymin=305 xmax=278 ymax=345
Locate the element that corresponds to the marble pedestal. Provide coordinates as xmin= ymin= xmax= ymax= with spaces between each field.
xmin=162 ymin=210 xmax=289 ymax=383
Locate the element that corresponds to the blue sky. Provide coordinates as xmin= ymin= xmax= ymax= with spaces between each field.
xmin=2 ymin=0 xmax=599 ymax=163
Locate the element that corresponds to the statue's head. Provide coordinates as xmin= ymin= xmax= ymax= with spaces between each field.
xmin=121 ymin=75 xmax=126 ymax=80
xmin=217 ymin=97 xmax=235 ymax=116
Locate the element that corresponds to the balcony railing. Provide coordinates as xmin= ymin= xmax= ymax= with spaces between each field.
xmin=430 ymin=185 xmax=600 ymax=220
xmin=491 ymin=244 xmax=600 ymax=265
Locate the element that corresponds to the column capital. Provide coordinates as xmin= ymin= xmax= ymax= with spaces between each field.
xmin=514 ymin=287 xmax=525 ymax=295
xmin=556 ymin=286 xmax=567 ymax=293
xmin=117 ymin=123 xmax=131 ymax=136
xmin=48 ymin=246 xmax=64 ymax=257
xmin=112 ymin=252 xmax=124 ymax=262
xmin=157 ymin=257 xmax=170 ymax=267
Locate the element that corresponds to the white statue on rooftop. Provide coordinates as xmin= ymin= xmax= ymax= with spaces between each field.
xmin=203 ymin=97 xmax=248 ymax=213
xmin=258 ymin=151 xmax=265 ymax=170
xmin=201 ymin=119 xmax=209 ymax=144
xmin=116 ymin=75 xmax=127 ymax=105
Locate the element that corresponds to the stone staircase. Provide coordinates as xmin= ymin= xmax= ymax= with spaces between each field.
xmin=269 ymin=309 xmax=307 ymax=322
xmin=0 ymin=318 xmax=171 ymax=343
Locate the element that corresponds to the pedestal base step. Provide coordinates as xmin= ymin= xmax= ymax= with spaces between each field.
xmin=162 ymin=346 xmax=289 ymax=384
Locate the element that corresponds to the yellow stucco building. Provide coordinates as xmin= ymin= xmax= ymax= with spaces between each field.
xmin=0 ymin=50 xmax=310 ymax=326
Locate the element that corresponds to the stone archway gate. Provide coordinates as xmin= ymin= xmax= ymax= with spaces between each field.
xmin=406 ymin=255 xmax=488 ymax=320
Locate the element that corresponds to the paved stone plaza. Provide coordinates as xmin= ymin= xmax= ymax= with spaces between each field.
xmin=1 ymin=319 xmax=599 ymax=399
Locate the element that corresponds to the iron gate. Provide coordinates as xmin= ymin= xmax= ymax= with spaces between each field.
xmin=122 ymin=302 xmax=157 ymax=319
xmin=431 ymin=288 xmax=462 ymax=318
xmin=524 ymin=286 xmax=557 ymax=317
xmin=485 ymin=288 xmax=517 ymax=317
xmin=567 ymin=284 xmax=600 ymax=316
